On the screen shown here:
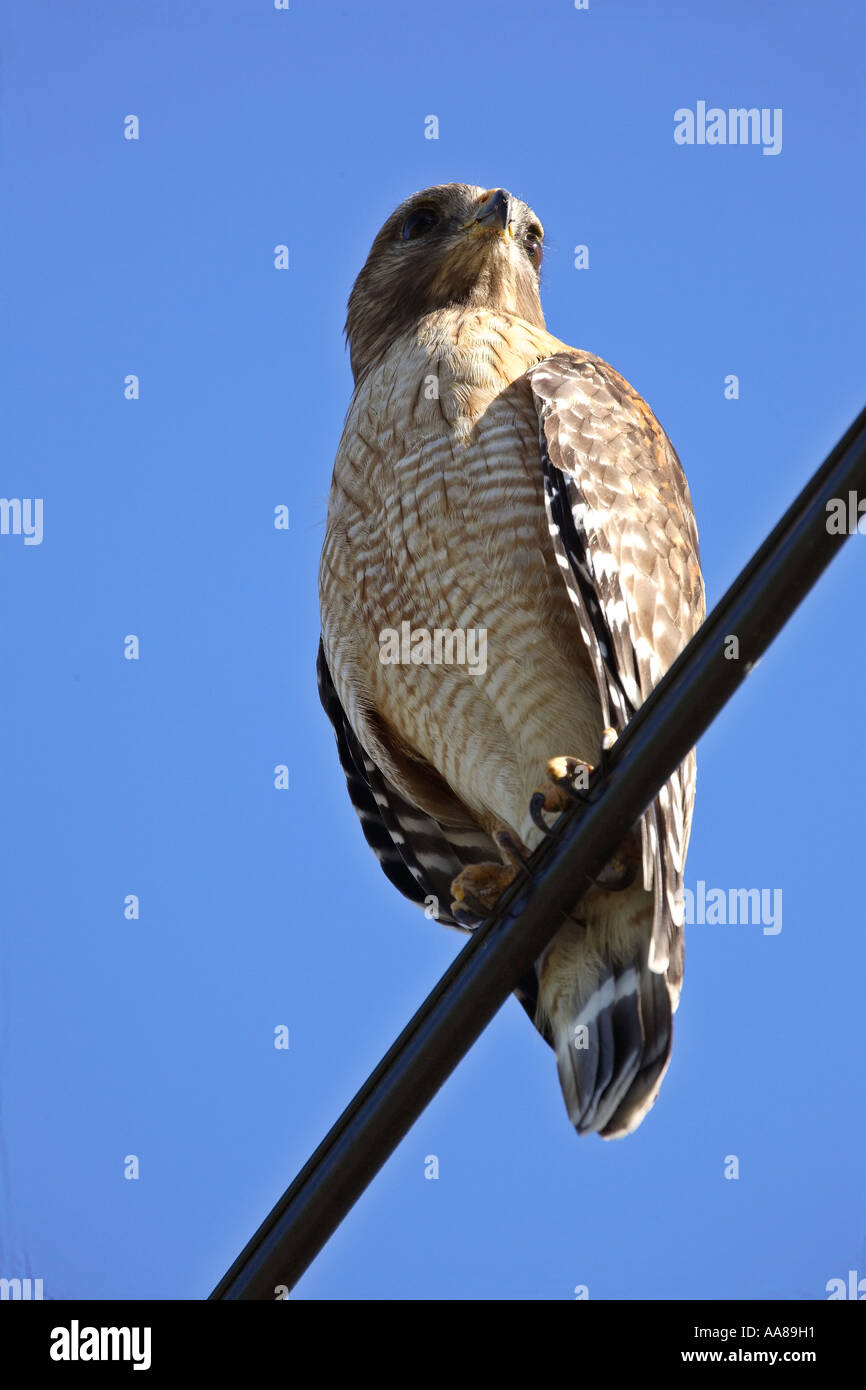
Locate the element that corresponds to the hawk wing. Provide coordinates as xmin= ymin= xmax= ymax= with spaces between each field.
xmin=528 ymin=351 xmax=705 ymax=985
xmin=316 ymin=640 xmax=543 ymax=1023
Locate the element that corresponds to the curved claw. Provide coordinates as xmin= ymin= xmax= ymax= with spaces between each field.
xmin=451 ymin=891 xmax=492 ymax=922
xmin=600 ymin=727 xmax=619 ymax=774
xmin=450 ymin=860 xmax=517 ymax=917
xmin=531 ymin=759 xmax=592 ymax=839
xmin=530 ymin=791 xmax=553 ymax=834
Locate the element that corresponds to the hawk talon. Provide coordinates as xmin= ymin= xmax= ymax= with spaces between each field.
xmin=450 ymin=859 xmax=518 ymax=916
xmin=451 ymin=890 xmax=495 ymax=921
xmin=532 ymin=750 xmax=640 ymax=888
xmin=599 ymin=727 xmax=619 ymax=775
xmin=449 ymin=828 xmax=532 ymax=918
xmin=547 ymin=754 xmax=594 ymax=795
xmin=530 ymin=790 xmax=561 ymax=835
xmin=531 ymin=756 xmax=594 ymax=833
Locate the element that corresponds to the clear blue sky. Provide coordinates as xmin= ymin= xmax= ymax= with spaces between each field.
xmin=2 ymin=0 xmax=865 ymax=1300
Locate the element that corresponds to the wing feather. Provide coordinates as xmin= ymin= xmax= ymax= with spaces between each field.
xmin=528 ymin=352 xmax=705 ymax=981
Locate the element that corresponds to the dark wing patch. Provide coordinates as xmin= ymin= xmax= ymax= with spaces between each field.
xmin=316 ymin=640 xmax=543 ymax=1024
xmin=317 ymin=639 xmax=430 ymax=906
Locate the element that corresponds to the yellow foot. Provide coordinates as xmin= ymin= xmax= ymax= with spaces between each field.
xmin=530 ymin=755 xmax=593 ymax=831
xmin=450 ymin=862 xmax=516 ymax=918
xmin=449 ymin=827 xmax=529 ymax=918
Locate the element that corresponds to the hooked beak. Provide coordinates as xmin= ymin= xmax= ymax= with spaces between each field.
xmin=464 ymin=188 xmax=513 ymax=236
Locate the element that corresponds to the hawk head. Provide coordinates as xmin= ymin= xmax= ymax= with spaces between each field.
xmin=346 ymin=182 xmax=546 ymax=382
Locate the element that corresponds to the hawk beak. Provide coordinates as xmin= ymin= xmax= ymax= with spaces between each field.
xmin=464 ymin=188 xmax=514 ymax=237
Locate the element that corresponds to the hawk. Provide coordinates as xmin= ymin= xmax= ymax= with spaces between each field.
xmin=318 ymin=184 xmax=705 ymax=1138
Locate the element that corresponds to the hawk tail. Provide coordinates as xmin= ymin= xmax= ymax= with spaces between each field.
xmin=536 ymin=922 xmax=674 ymax=1139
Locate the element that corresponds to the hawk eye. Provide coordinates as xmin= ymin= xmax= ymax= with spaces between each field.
xmin=524 ymin=229 xmax=543 ymax=270
xmin=402 ymin=207 xmax=438 ymax=241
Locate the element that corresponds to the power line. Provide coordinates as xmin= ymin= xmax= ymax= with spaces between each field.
xmin=211 ymin=404 xmax=866 ymax=1299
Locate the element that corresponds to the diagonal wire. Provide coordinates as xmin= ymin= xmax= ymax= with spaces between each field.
xmin=211 ymin=404 xmax=866 ymax=1300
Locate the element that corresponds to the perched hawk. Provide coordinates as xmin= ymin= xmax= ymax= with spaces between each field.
xmin=318 ymin=184 xmax=705 ymax=1138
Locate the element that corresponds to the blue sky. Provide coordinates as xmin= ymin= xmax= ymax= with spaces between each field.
xmin=2 ymin=0 xmax=865 ymax=1300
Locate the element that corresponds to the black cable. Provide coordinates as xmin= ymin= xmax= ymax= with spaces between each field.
xmin=211 ymin=404 xmax=866 ymax=1299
